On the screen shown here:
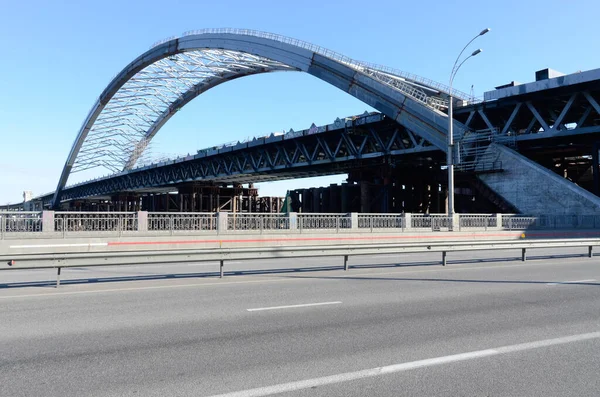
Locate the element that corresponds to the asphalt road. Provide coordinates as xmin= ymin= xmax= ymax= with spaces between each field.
xmin=1 ymin=249 xmax=599 ymax=396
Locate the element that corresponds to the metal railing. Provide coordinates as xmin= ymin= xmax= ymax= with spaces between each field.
xmin=358 ymin=214 xmax=405 ymax=230
xmin=54 ymin=212 xmax=137 ymax=235
xmin=5 ymin=238 xmax=600 ymax=288
xmin=0 ymin=212 xmax=43 ymax=238
xmin=228 ymin=214 xmax=289 ymax=232
xmin=502 ymin=215 xmax=600 ymax=230
xmin=3 ymin=211 xmax=600 ymax=239
xmin=411 ymin=214 xmax=454 ymax=230
xmin=298 ymin=214 xmax=351 ymax=231
xmin=459 ymin=215 xmax=498 ymax=230
xmin=148 ymin=213 xmax=216 ymax=233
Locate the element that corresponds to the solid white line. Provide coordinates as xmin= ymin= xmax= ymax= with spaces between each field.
xmin=546 ymin=279 xmax=596 ymax=286
xmin=208 ymin=331 xmax=600 ymax=397
xmin=9 ymin=243 xmax=108 ymax=249
xmin=247 ymin=301 xmax=342 ymax=312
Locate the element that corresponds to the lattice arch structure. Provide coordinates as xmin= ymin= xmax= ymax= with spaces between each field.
xmin=53 ymin=28 xmax=470 ymax=207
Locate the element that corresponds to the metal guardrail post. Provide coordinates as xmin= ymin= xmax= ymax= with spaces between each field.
xmin=344 ymin=255 xmax=349 ymax=271
xmin=589 ymin=246 xmax=593 ymax=258
xmin=442 ymin=251 xmax=447 ymax=266
xmin=522 ymin=248 xmax=527 ymax=262
xmin=56 ymin=267 xmax=61 ymax=288
xmin=219 ymin=260 xmax=224 ymax=278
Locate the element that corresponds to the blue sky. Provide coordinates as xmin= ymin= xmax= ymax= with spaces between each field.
xmin=0 ymin=0 xmax=598 ymax=204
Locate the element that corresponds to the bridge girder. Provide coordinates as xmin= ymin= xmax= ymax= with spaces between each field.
xmin=57 ymin=116 xmax=440 ymax=202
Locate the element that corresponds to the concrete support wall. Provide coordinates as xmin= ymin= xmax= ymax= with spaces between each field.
xmin=479 ymin=144 xmax=600 ymax=214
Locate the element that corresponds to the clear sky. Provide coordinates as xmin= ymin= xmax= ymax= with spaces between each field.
xmin=1 ymin=0 xmax=598 ymax=204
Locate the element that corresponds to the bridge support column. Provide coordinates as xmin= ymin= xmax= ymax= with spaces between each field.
xmin=329 ymin=184 xmax=340 ymax=212
xmin=360 ymin=182 xmax=370 ymax=213
xmin=322 ymin=188 xmax=330 ymax=212
xmin=313 ymin=188 xmax=320 ymax=212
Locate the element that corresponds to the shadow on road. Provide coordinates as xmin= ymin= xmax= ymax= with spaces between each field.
xmin=0 ymin=252 xmax=596 ymax=289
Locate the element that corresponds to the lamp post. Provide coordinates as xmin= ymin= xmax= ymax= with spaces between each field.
xmin=447 ymin=28 xmax=490 ymax=217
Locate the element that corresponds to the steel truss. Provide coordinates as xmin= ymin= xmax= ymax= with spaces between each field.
xmin=72 ymin=32 xmax=460 ymax=176
xmin=455 ymin=88 xmax=600 ymax=140
xmin=58 ymin=116 xmax=436 ymax=202
xmin=76 ymin=50 xmax=295 ymax=174
xmin=54 ymin=28 xmax=470 ymax=208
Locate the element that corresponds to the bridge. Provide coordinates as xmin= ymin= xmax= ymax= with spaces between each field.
xmin=7 ymin=29 xmax=600 ymax=214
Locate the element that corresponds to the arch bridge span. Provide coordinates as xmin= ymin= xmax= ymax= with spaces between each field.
xmin=53 ymin=28 xmax=469 ymax=208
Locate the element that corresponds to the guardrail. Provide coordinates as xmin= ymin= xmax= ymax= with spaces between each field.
xmin=2 ymin=238 xmax=598 ymax=287
xmin=2 ymin=211 xmax=600 ymax=239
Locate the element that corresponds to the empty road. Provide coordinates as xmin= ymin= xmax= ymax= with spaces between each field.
xmin=1 ymin=249 xmax=599 ymax=396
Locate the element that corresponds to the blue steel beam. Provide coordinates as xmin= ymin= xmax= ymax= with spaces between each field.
xmin=54 ymin=115 xmax=440 ymax=203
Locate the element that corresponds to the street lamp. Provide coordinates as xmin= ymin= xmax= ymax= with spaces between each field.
xmin=447 ymin=28 xmax=490 ymax=217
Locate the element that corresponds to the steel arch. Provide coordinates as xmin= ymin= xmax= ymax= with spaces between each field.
xmin=53 ymin=28 xmax=468 ymax=208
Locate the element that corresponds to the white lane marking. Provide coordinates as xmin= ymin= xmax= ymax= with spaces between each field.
xmin=546 ymin=279 xmax=596 ymax=286
xmin=208 ymin=331 xmax=600 ymax=397
xmin=9 ymin=243 xmax=108 ymax=249
xmin=0 ymin=258 xmax=594 ymax=300
xmin=247 ymin=301 xmax=342 ymax=312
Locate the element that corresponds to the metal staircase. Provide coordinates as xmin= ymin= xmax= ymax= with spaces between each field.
xmin=455 ymin=129 xmax=516 ymax=173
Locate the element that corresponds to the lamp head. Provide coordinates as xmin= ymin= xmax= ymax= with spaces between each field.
xmin=479 ymin=28 xmax=491 ymax=36
xmin=471 ymin=49 xmax=482 ymax=56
